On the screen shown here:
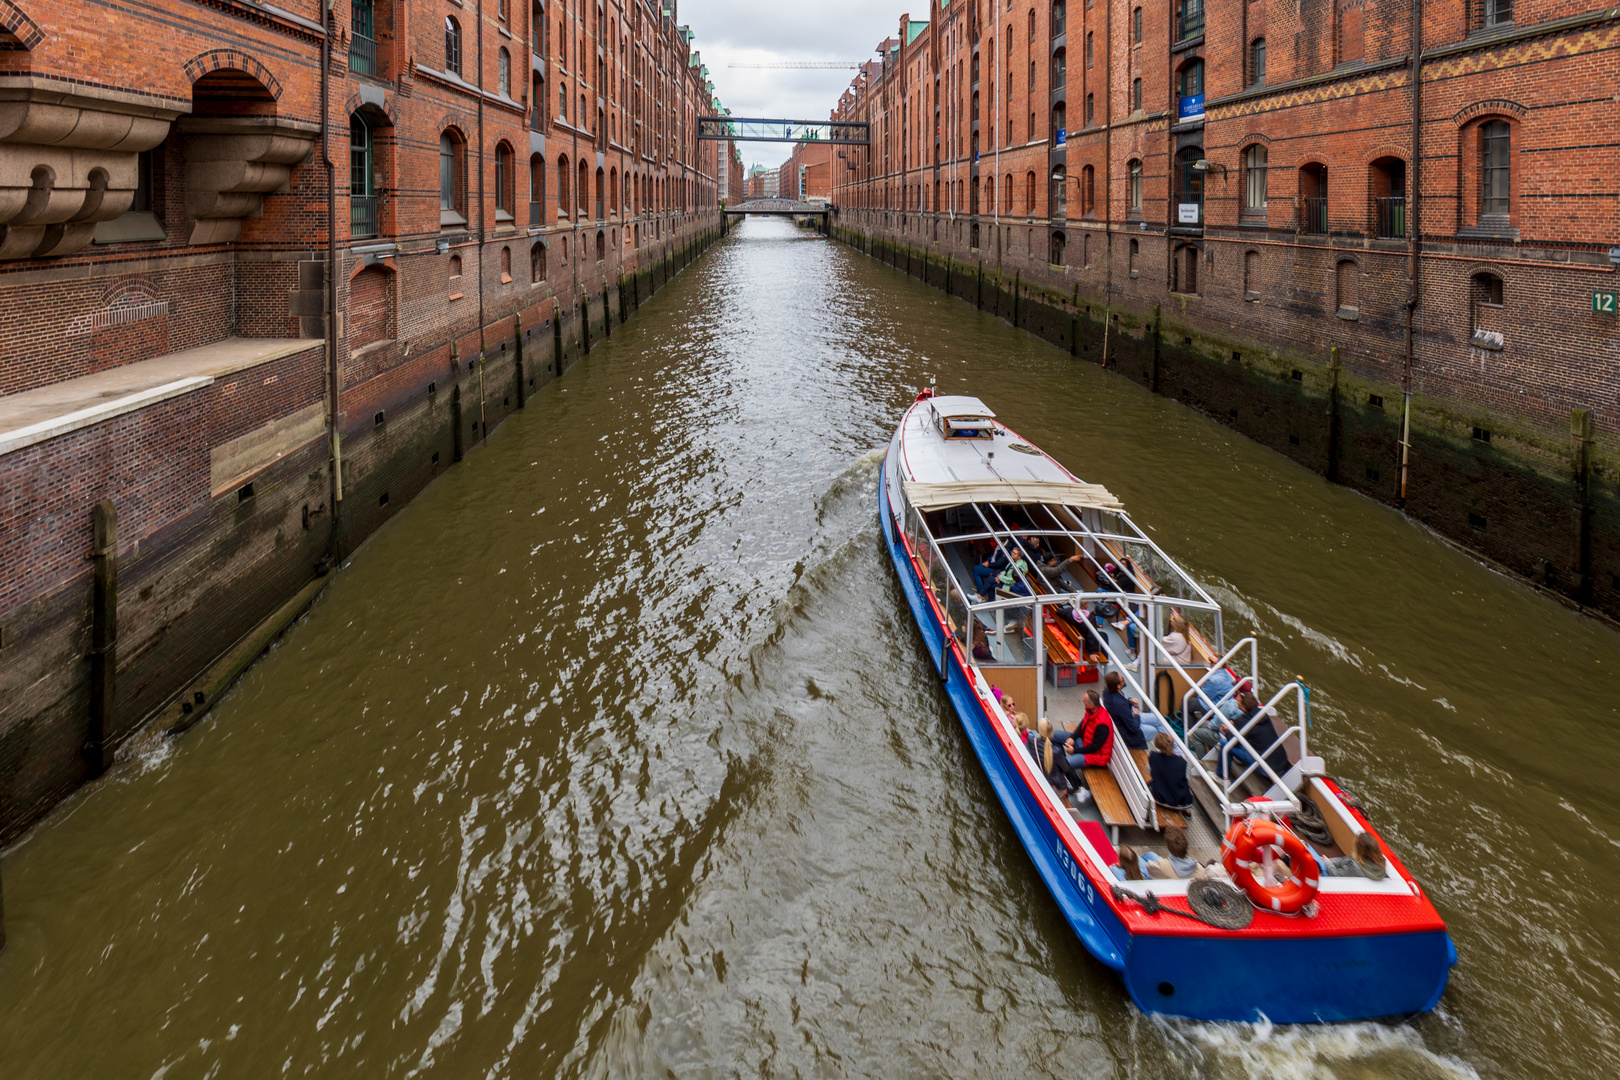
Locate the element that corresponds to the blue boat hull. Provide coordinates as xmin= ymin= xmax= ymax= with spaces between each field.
xmin=878 ymin=454 xmax=1455 ymax=1023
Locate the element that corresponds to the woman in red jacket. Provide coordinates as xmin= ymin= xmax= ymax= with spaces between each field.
xmin=1076 ymin=689 xmax=1115 ymax=767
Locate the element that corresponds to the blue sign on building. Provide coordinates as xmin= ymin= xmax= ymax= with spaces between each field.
xmin=1056 ymin=128 xmax=1067 ymax=147
xmin=1178 ymin=93 xmax=1205 ymax=121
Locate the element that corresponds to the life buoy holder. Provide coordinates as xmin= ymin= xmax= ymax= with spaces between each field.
xmin=1221 ymin=816 xmax=1320 ymax=916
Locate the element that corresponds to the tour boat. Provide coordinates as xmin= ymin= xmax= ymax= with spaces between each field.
xmin=880 ymin=388 xmax=1457 ymax=1023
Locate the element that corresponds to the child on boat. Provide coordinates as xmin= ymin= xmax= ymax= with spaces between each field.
xmin=1148 ymin=732 xmax=1194 ymax=811
xmin=1139 ymin=826 xmax=1201 ymax=879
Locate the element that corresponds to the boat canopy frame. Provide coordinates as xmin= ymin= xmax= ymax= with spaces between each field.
xmin=903 ymin=491 xmax=1310 ymax=823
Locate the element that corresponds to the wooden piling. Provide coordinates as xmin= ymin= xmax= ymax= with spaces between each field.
xmin=87 ymin=498 xmax=117 ymax=778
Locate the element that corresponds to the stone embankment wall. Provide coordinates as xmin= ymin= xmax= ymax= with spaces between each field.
xmin=832 ymin=215 xmax=1618 ymax=624
xmin=0 ymin=221 xmax=721 ymax=845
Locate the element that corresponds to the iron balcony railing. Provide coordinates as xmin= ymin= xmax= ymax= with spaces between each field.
xmin=349 ymin=34 xmax=377 ymax=77
xmin=1300 ymin=196 xmax=1328 ymax=235
xmin=1376 ymin=195 xmax=1406 ymax=239
xmin=529 ymin=200 xmax=543 ymax=226
xmin=350 ymin=195 xmax=378 ymax=238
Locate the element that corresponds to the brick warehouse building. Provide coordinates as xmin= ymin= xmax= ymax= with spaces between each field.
xmin=827 ymin=0 xmax=1620 ymax=623
xmin=0 ymin=0 xmax=732 ymax=840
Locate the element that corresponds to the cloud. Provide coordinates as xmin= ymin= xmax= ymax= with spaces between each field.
xmin=683 ymin=0 xmax=903 ymax=169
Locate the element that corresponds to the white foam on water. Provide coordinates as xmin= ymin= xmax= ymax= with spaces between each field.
xmin=1154 ymin=1016 xmax=1481 ymax=1080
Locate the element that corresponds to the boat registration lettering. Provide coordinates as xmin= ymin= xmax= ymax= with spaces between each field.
xmin=1055 ymin=840 xmax=1094 ymax=904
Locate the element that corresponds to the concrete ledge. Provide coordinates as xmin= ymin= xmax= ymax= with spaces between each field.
xmin=0 ymin=337 xmax=321 ymax=456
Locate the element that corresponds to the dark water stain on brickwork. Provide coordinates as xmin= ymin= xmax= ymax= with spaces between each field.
xmin=1 ymin=217 xmax=1617 ymax=1079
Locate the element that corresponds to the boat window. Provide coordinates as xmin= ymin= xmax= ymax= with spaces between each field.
xmin=939 ymin=415 xmax=995 ymax=439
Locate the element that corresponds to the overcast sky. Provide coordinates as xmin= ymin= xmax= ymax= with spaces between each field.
xmin=681 ymin=0 xmax=905 ymax=170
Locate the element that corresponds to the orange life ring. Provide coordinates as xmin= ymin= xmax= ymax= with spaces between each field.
xmin=1220 ymin=816 xmax=1320 ymax=916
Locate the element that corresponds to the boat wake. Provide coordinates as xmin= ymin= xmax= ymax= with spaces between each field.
xmin=1152 ymin=1014 xmax=1480 ymax=1080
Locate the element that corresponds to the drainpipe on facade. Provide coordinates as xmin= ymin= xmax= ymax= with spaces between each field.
xmin=1102 ymin=0 xmax=1113 ymax=364
xmin=1399 ymin=0 xmax=1422 ymax=508
xmin=322 ymin=0 xmax=343 ymax=561
xmin=476 ymin=0 xmax=486 ymax=433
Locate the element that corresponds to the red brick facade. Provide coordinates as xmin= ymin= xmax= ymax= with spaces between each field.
xmin=827 ymin=0 xmax=1620 ymax=617
xmin=0 ymin=0 xmax=731 ymax=838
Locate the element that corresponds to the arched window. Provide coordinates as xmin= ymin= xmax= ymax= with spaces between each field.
xmin=1053 ymin=100 xmax=1066 ymax=139
xmin=1174 ymin=242 xmax=1198 ymax=294
xmin=1133 ymin=5 xmax=1143 ymax=41
xmin=1250 ymin=38 xmax=1266 ymax=85
xmin=532 ymin=76 xmax=544 ymax=131
xmin=500 ymin=245 xmax=512 ymax=281
xmin=594 ymin=166 xmax=604 ymax=219
xmin=1244 ymin=144 xmax=1268 ymax=212
xmin=440 ymin=131 xmax=465 ymax=223
xmin=529 ymin=154 xmax=546 ymax=225
xmin=1085 ymin=31 xmax=1094 ymax=67
xmin=559 ymin=81 xmax=568 ymax=121
xmin=1244 ymin=250 xmax=1260 ymax=299
xmin=1003 ymin=172 xmax=1013 ymax=213
xmin=595 ymin=229 xmax=605 ymax=261
xmin=1028 ymin=8 xmax=1036 ymax=38
xmin=1050 ymin=230 xmax=1066 ymax=266
xmin=449 ymin=254 xmax=462 ymax=277
xmin=1026 ymin=170 xmax=1037 ymax=213
xmin=1299 ymin=162 xmax=1328 ymax=233
xmin=609 ymin=166 xmax=618 ymax=213
xmin=1133 ymin=77 xmax=1142 ymax=111
xmin=1081 ymin=164 xmax=1095 ymax=215
xmin=1471 ymin=271 xmax=1505 ymax=334
xmin=1053 ymin=0 xmax=1066 ymax=35
xmin=1178 ymin=59 xmax=1204 ymax=119
xmin=577 ymin=158 xmax=588 ymax=213
xmin=532 ymin=241 xmax=547 ymax=282
xmin=1336 ymin=259 xmax=1359 ymax=316
xmin=1127 ymin=159 xmax=1143 ymax=212
xmin=557 ymin=153 xmax=570 ymax=215
xmin=1371 ymin=156 xmax=1406 ymax=237
xmin=1129 ymin=237 xmax=1139 ymax=275
xmin=498 ymin=47 xmax=511 ymax=95
xmin=494 ymin=141 xmax=514 ymax=218
xmin=1175 ymin=146 xmax=1203 ymax=225
xmin=1085 ymin=92 xmax=1094 ymax=126
xmin=1480 ymin=119 xmax=1510 ymax=220
xmin=1339 ymin=1 xmax=1364 ymax=63
xmin=445 ymin=16 xmax=463 ymax=74
xmin=1051 ymin=165 xmax=1066 ymax=216
xmin=349 ymin=113 xmax=376 ymax=238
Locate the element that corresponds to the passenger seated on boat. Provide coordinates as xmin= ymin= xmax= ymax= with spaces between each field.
xmin=1140 ymin=825 xmax=1200 ymax=880
xmin=1313 ymin=831 xmax=1388 ymax=881
xmin=1109 ymin=845 xmax=1144 ymax=882
xmin=989 ymin=551 xmax=1031 ymax=601
xmin=1053 ymin=599 xmax=1108 ymax=657
xmin=1034 ymin=717 xmax=1084 ymax=799
xmin=1161 ymin=613 xmax=1196 ymax=667
xmin=1102 ymin=671 xmax=1171 ymax=748
xmin=1075 ymin=690 xmax=1115 ymax=767
xmin=971 ymin=543 xmax=1012 ymax=599
xmin=1148 ymin=732 xmax=1195 ymax=810
xmin=1220 ymin=691 xmax=1293 ymax=781
xmin=1185 ymin=670 xmax=1245 ymax=757
xmin=971 ymin=624 xmax=994 ymax=662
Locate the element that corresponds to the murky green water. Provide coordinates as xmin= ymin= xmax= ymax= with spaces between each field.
xmin=3 ymin=217 xmax=1617 ymax=1078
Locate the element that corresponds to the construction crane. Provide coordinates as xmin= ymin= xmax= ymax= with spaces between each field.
xmin=728 ymin=61 xmax=863 ymax=70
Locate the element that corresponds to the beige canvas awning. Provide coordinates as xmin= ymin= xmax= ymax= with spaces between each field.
xmin=902 ymin=477 xmax=1123 ymax=512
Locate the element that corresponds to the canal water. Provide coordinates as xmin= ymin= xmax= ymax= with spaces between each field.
xmin=2 ymin=216 xmax=1617 ymax=1078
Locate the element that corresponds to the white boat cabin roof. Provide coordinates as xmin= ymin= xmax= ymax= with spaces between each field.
xmin=899 ymin=395 xmax=1122 ymax=513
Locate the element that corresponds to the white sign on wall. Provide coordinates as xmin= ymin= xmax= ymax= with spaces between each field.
xmin=1178 ymin=203 xmax=1200 ymax=224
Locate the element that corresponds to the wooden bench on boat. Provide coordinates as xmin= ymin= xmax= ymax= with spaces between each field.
xmin=1129 ymin=748 xmax=1189 ymax=830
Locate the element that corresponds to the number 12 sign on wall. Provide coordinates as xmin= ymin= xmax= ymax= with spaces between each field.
xmin=1594 ymin=291 xmax=1617 ymax=314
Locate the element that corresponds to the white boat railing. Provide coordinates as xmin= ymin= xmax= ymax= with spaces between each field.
xmin=902 ymin=496 xmax=1308 ymax=821
xmin=1102 ymin=608 xmax=1306 ymax=819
